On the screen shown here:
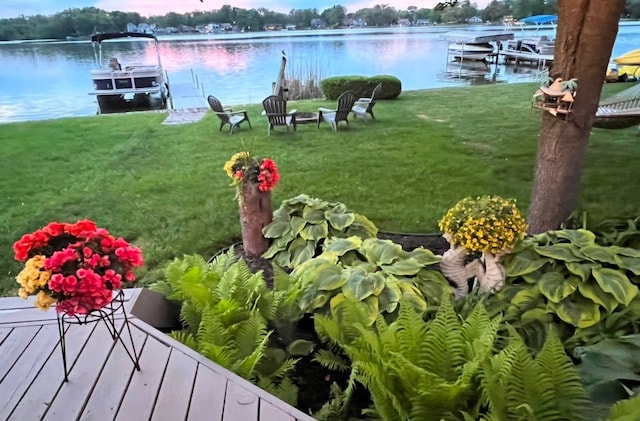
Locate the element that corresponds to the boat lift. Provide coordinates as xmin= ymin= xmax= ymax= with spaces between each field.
xmin=440 ymin=31 xmax=515 ymax=80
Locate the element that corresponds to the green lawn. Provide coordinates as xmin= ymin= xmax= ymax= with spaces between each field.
xmin=1 ymin=82 xmax=638 ymax=296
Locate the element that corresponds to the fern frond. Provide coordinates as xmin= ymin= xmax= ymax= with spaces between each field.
xmin=391 ymin=301 xmax=429 ymax=365
xmin=232 ymin=313 xmax=268 ymax=358
xmin=208 ymin=247 xmax=239 ymax=273
xmin=502 ymin=336 xmax=541 ymax=420
xmin=233 ymin=330 xmax=272 ymax=380
xmin=196 ymin=306 xmax=232 ymax=347
xmin=419 ymin=296 xmax=465 ymax=381
xmin=169 ymin=331 xmax=198 ymax=350
xmin=179 ymin=301 xmax=202 ymax=333
xmin=479 ymin=340 xmax=517 ymax=417
xmin=199 ymin=342 xmax=234 ymax=369
xmin=147 ymin=279 xmax=173 ymax=296
xmin=264 ymin=357 xmax=299 ymax=383
xmin=312 ymin=382 xmax=351 ymax=421
xmin=533 ymin=330 xmax=590 ymax=420
xmin=263 ymin=375 xmax=299 ymax=407
xmin=606 ymin=394 xmax=640 ymax=420
xmin=175 ymin=266 xmax=213 ymax=309
xmin=313 ymin=349 xmax=350 ymax=372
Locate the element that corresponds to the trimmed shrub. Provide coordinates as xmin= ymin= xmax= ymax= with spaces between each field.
xmin=319 ymin=75 xmax=401 ymax=100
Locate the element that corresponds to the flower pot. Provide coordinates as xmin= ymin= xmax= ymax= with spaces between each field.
xmin=239 ymin=182 xmax=273 ymax=257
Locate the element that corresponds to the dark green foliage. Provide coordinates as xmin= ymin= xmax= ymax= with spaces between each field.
xmin=595 ymin=217 xmax=640 ymax=249
xmin=574 ymin=335 xmax=640 ymax=419
xmin=319 ymin=75 xmax=401 ymax=100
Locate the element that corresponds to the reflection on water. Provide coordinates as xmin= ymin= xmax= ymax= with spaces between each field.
xmin=0 ymin=24 xmax=638 ymax=123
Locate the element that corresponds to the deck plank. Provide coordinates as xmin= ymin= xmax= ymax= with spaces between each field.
xmin=42 ymin=321 xmax=123 ymax=420
xmin=223 ymin=381 xmax=259 ymax=421
xmin=151 ymin=348 xmax=198 ymax=420
xmin=0 ymin=325 xmax=40 ymax=382
xmin=0 ymin=326 xmax=13 ymax=344
xmin=115 ymin=335 xmax=171 ymax=421
xmin=79 ymin=325 xmax=147 ymax=421
xmin=0 ymin=325 xmax=59 ymax=415
xmin=186 ymin=364 xmax=227 ymax=421
xmin=7 ymin=323 xmax=97 ymax=420
xmin=130 ymin=318 xmax=316 ymax=421
xmin=260 ymin=399 xmax=295 ymax=421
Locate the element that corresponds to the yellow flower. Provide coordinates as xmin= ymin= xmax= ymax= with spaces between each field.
xmin=224 ymin=151 xmax=251 ymax=178
xmin=439 ymin=195 xmax=527 ymax=253
xmin=35 ymin=291 xmax=57 ymax=311
xmin=16 ymin=255 xmax=51 ymax=295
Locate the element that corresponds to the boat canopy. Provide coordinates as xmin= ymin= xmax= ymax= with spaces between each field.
xmin=440 ymin=31 xmax=514 ymax=44
xmin=91 ymin=32 xmax=157 ymax=43
xmin=519 ymin=15 xmax=558 ymax=25
xmin=613 ymin=49 xmax=640 ymax=65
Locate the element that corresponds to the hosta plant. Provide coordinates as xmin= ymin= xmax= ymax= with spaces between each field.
xmin=486 ymin=228 xmax=640 ymax=352
xmin=291 ymin=236 xmax=448 ymax=324
xmin=262 ymin=194 xmax=378 ymax=269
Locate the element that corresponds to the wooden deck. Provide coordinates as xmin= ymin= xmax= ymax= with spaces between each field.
xmin=0 ymin=289 xmax=316 ymax=421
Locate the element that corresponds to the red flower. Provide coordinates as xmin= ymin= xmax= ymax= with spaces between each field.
xmin=42 ymin=222 xmax=67 ymax=237
xmin=257 ymin=158 xmax=280 ymax=192
xmin=67 ymin=219 xmax=98 ymax=238
xmin=14 ymin=219 xmax=144 ymax=315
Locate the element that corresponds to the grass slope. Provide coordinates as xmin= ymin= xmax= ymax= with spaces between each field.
xmin=1 ymin=82 xmax=638 ymax=295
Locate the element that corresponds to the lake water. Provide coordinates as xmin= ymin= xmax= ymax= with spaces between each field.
xmin=0 ymin=24 xmax=638 ymax=124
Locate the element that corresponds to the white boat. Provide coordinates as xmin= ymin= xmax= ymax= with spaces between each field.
xmin=502 ymin=15 xmax=556 ymax=66
xmin=441 ymin=31 xmax=514 ymax=63
xmin=502 ymin=37 xmax=555 ymax=64
xmin=88 ymin=32 xmax=169 ymax=114
xmin=448 ymin=42 xmax=494 ymax=61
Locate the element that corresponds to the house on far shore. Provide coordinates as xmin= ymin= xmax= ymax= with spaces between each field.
xmin=285 ymin=24 xmax=296 ymax=30
xmin=126 ymin=22 xmax=156 ymax=34
xmin=342 ymin=17 xmax=365 ymax=27
xmin=311 ymin=18 xmax=326 ymax=29
xmin=468 ymin=16 xmax=483 ymax=24
xmin=397 ymin=18 xmax=412 ymax=26
xmin=415 ymin=19 xmax=431 ymax=25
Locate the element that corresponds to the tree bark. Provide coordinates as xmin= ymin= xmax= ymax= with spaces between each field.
xmin=239 ymin=182 xmax=273 ymax=257
xmin=527 ymin=0 xmax=624 ymax=233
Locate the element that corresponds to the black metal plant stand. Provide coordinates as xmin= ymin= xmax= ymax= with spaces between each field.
xmin=56 ymin=289 xmax=141 ymax=382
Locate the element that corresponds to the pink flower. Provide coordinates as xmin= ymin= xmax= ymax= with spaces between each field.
xmin=16 ymin=219 xmax=144 ymax=315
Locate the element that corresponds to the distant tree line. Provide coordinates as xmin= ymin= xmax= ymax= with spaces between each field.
xmin=0 ymin=0 xmax=637 ymax=41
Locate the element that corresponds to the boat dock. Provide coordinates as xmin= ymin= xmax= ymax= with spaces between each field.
xmin=167 ymin=78 xmax=208 ymax=110
xmin=162 ymin=71 xmax=210 ymax=125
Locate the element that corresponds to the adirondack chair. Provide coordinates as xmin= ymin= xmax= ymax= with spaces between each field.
xmin=207 ymin=95 xmax=251 ymax=134
xmin=318 ymin=90 xmax=357 ymax=131
xmin=262 ymin=95 xmax=297 ymax=135
xmin=352 ymin=83 xmax=383 ymax=120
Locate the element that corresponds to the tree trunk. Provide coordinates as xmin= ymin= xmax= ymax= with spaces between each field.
xmin=239 ymin=183 xmax=273 ymax=257
xmin=527 ymin=0 xmax=624 ymax=233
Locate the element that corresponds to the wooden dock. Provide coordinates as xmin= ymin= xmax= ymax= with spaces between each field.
xmin=167 ymin=81 xmax=208 ymax=110
xmin=0 ymin=289 xmax=316 ymax=421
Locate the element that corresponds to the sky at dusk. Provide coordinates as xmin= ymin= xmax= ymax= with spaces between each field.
xmin=1 ymin=0 xmax=492 ymax=19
